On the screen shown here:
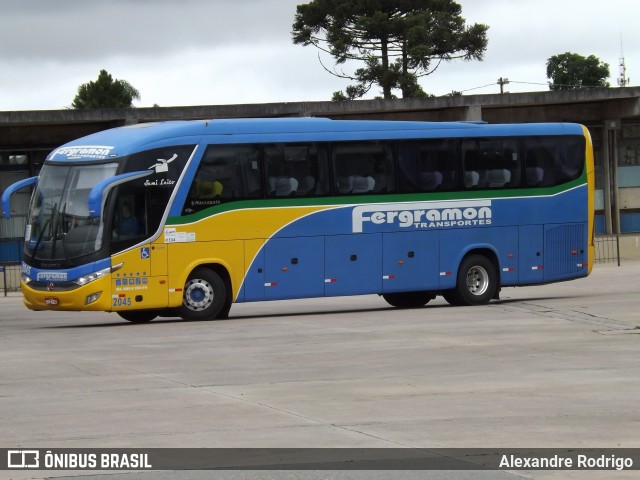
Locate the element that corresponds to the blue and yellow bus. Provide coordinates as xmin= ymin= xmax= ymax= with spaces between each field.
xmin=2 ymin=118 xmax=594 ymax=322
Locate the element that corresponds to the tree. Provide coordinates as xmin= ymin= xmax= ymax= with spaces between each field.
xmin=546 ymin=52 xmax=610 ymax=91
xmin=71 ymin=70 xmax=140 ymax=109
xmin=292 ymin=0 xmax=488 ymax=100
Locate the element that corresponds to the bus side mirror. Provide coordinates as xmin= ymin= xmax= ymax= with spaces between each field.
xmin=1 ymin=176 xmax=37 ymax=219
xmin=87 ymin=170 xmax=153 ymax=218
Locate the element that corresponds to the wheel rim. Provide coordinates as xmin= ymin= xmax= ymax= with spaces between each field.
xmin=183 ymin=278 xmax=214 ymax=311
xmin=466 ymin=265 xmax=489 ymax=296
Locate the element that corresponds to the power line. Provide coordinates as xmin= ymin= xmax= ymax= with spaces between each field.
xmin=511 ymin=80 xmax=617 ymax=89
xmin=455 ymin=79 xmax=620 ymax=96
xmin=457 ymin=83 xmax=497 ymax=93
xmin=509 ymin=80 xmax=548 ymax=87
xmin=456 ymin=79 xmax=541 ymax=95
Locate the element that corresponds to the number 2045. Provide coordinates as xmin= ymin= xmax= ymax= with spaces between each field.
xmin=112 ymin=297 xmax=132 ymax=307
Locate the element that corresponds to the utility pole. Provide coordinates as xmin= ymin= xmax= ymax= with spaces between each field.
xmin=497 ymin=77 xmax=509 ymax=94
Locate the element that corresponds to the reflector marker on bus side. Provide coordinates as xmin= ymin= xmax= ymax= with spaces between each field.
xmin=264 ymin=282 xmax=278 ymax=287
xmin=502 ymin=267 xmax=515 ymax=272
xmin=324 ymin=278 xmax=337 ymax=283
xmin=168 ymin=288 xmax=183 ymax=293
xmin=577 ymin=263 xmax=588 ymax=267
xmin=382 ymin=275 xmax=396 ymax=280
xmin=531 ymin=266 xmax=544 ymax=270
xmin=439 ymin=272 xmax=452 ymax=276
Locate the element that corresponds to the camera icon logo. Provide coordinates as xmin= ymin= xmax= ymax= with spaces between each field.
xmin=7 ymin=450 xmax=40 ymax=468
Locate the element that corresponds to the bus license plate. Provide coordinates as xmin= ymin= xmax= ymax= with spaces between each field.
xmin=45 ymin=297 xmax=59 ymax=305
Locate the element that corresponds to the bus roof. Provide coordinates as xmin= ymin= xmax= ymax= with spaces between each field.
xmin=46 ymin=118 xmax=586 ymax=162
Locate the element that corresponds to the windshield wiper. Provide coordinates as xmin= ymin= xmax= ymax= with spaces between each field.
xmin=31 ymin=202 xmax=57 ymax=257
xmin=31 ymin=218 xmax=50 ymax=257
xmin=51 ymin=202 xmax=66 ymax=258
xmin=53 ymin=202 xmax=68 ymax=238
xmin=57 ymin=202 xmax=73 ymax=264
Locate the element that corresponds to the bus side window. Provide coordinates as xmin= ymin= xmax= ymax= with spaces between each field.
xmin=462 ymin=141 xmax=481 ymax=189
xmin=524 ymin=140 xmax=556 ymax=187
xmin=264 ymin=144 xmax=291 ymax=197
xmin=264 ymin=143 xmax=330 ymax=197
xmin=489 ymin=141 xmax=520 ymax=188
xmin=398 ymin=140 xmax=458 ymax=193
xmin=292 ymin=143 xmax=330 ymax=196
xmin=397 ymin=143 xmax=419 ymax=192
xmin=556 ymin=137 xmax=585 ymax=183
xmin=523 ymin=136 xmax=585 ymax=188
xmin=110 ymin=188 xmax=147 ymax=252
xmin=463 ymin=139 xmax=520 ymax=189
xmin=191 ymin=145 xmax=262 ymax=204
xmin=525 ymin=147 xmax=548 ymax=187
xmin=332 ymin=142 xmax=396 ymax=195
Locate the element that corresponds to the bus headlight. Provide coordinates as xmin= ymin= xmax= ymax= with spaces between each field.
xmin=22 ymin=273 xmax=32 ymax=284
xmin=74 ymin=266 xmax=111 ymax=286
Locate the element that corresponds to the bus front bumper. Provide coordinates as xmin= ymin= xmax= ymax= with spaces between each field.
xmin=21 ymin=275 xmax=112 ymax=312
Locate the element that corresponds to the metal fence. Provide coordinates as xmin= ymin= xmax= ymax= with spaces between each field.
xmin=0 ymin=262 xmax=21 ymax=296
xmin=594 ymin=234 xmax=621 ymax=266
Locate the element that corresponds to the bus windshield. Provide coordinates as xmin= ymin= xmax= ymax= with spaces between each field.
xmin=25 ymin=163 xmax=118 ymax=264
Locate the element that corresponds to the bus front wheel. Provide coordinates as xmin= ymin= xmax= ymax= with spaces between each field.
xmin=453 ymin=254 xmax=497 ymax=306
xmin=179 ymin=267 xmax=227 ymax=321
xmin=382 ymin=291 xmax=434 ymax=308
xmin=117 ymin=310 xmax=159 ymax=323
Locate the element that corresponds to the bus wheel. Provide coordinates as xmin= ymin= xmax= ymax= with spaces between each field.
xmin=179 ymin=268 xmax=227 ymax=320
xmin=455 ymin=254 xmax=497 ymax=306
xmin=117 ymin=310 xmax=158 ymax=323
xmin=382 ymin=291 xmax=433 ymax=308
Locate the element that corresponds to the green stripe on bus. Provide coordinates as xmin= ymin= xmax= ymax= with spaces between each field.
xmin=167 ymin=178 xmax=585 ymax=226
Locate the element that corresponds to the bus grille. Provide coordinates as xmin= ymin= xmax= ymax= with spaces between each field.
xmin=544 ymin=224 xmax=585 ymax=281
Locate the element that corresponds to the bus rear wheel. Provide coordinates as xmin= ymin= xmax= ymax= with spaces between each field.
xmin=117 ymin=310 xmax=159 ymax=323
xmin=454 ymin=254 xmax=497 ymax=306
xmin=178 ymin=267 xmax=227 ymax=320
xmin=382 ymin=291 xmax=434 ymax=308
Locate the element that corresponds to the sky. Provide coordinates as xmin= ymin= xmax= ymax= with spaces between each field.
xmin=1 ymin=0 xmax=639 ymax=111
